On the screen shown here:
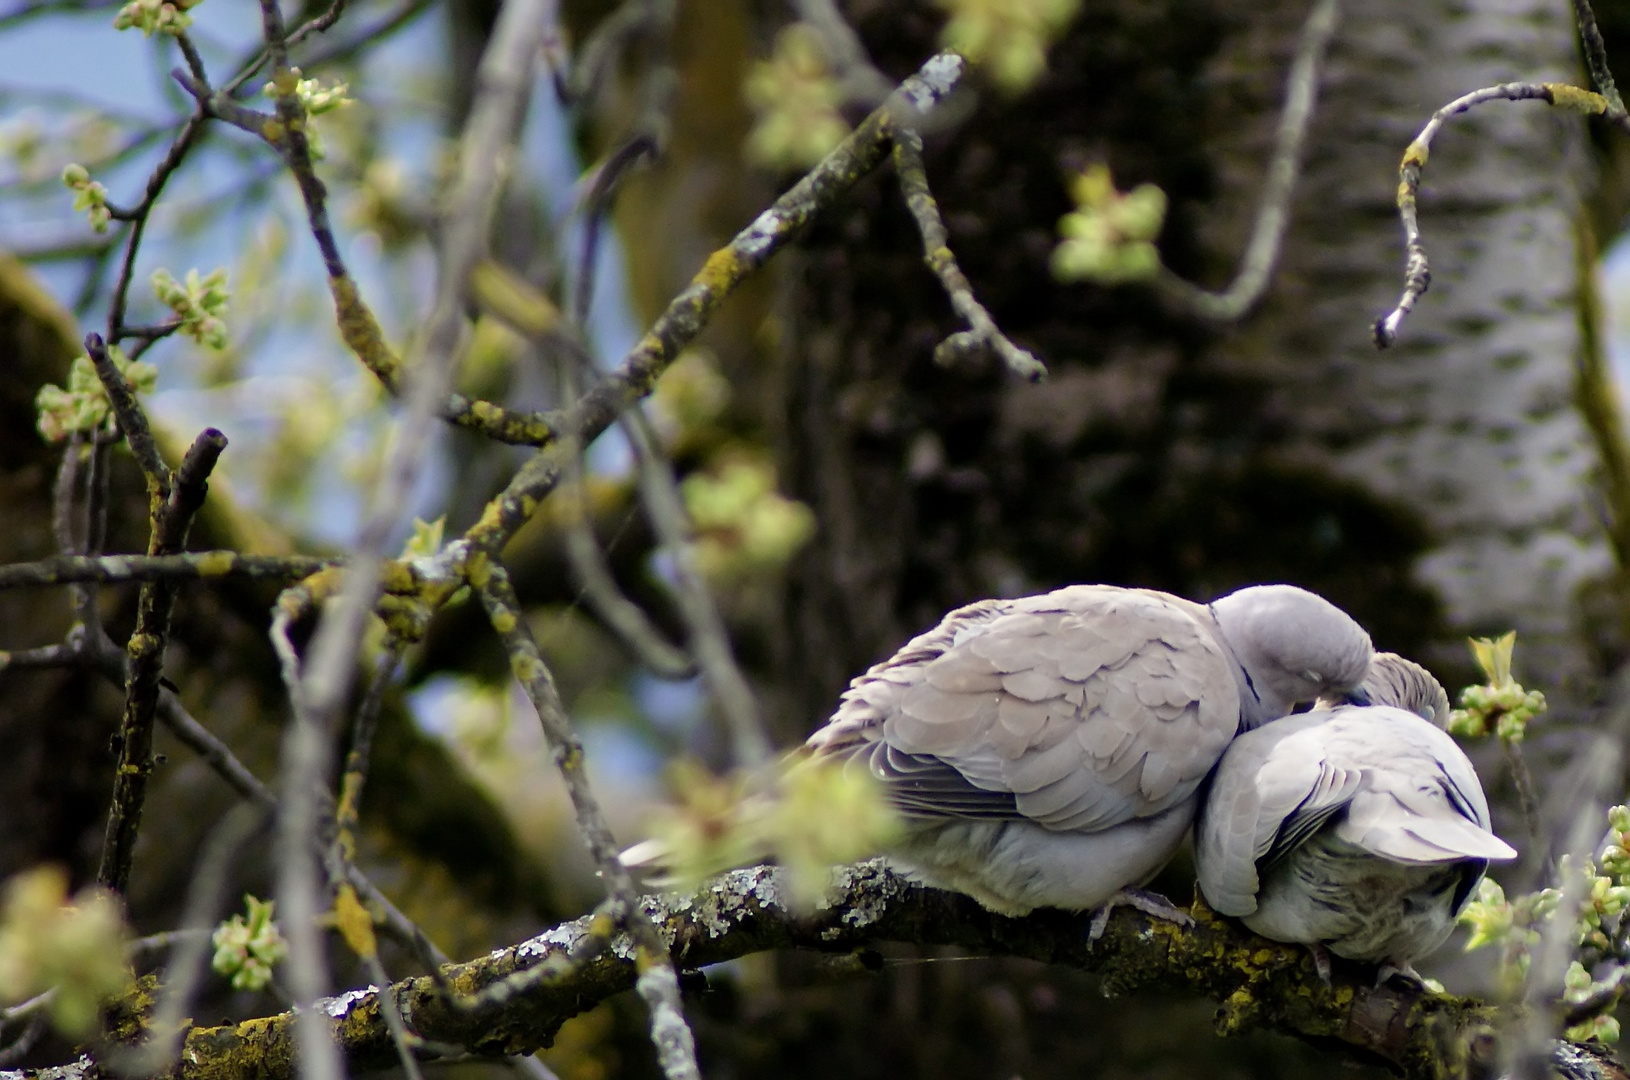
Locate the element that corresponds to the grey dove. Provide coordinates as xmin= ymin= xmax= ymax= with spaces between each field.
xmin=805 ymin=583 xmax=1374 ymax=922
xmin=1317 ymin=650 xmax=1450 ymax=726
xmin=1195 ymin=654 xmax=1516 ymax=978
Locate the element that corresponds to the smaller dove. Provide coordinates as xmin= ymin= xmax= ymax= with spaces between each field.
xmin=1319 ymin=651 xmax=1450 ymax=726
xmin=1195 ymin=655 xmax=1516 ymax=981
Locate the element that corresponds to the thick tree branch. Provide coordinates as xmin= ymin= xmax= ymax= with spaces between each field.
xmin=29 ymin=863 xmax=1614 ymax=1080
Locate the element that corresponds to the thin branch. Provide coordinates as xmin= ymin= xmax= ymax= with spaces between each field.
xmin=293 ymin=0 xmax=557 ymax=762
xmin=362 ymin=953 xmax=429 ymax=1080
xmin=622 ymin=407 xmax=769 ymax=766
xmin=477 ymin=565 xmax=700 ymax=1080
xmin=102 ymin=110 xmax=208 ymax=341
xmin=174 ymin=31 xmax=210 ymax=89
xmin=84 ymin=332 xmax=169 ymax=489
xmin=50 ymin=433 xmax=97 ymax=636
xmin=1502 ymin=735 xmax=1544 ymax=849
xmin=1571 ymin=0 xmax=1628 ymax=119
xmin=892 ymin=126 xmax=1045 ymax=382
xmin=267 ymin=591 xmax=345 ymax=1080
xmin=0 ymin=642 xmax=84 ymax=670
xmin=1155 ymin=0 xmax=1339 ymax=321
xmin=558 ymin=456 xmax=695 ymax=679
xmin=98 ymin=427 xmax=228 ymax=894
xmin=118 ymin=804 xmax=268 ymax=1077
xmin=0 ymin=552 xmax=335 ymax=590
xmin=1373 ymin=81 xmax=1611 ymax=348
xmin=791 ymin=0 xmax=894 ymax=105
xmin=335 ymin=647 xmax=399 ymax=845
xmin=463 ymin=53 xmax=969 ymax=559
xmin=555 ymin=139 xmax=695 ymax=681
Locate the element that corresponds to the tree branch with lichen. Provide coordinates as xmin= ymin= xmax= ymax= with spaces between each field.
xmin=22 ymin=862 xmax=1620 ymax=1080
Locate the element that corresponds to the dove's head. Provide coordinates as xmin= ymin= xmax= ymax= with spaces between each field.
xmin=1210 ymin=584 xmax=1373 ymax=728
xmin=1319 ymin=651 xmax=1450 ymax=727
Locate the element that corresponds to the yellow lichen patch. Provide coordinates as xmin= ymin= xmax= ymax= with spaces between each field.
xmin=697 ymin=247 xmax=746 ymax=294
xmin=1401 ymin=138 xmax=1429 ymax=169
xmin=1544 ymin=82 xmax=1609 ymax=114
xmin=490 ymin=608 xmax=517 ymax=635
xmin=332 ymin=883 xmax=378 ymax=961
xmin=466 ymin=551 xmax=492 ymax=588
xmin=509 ymin=654 xmax=544 ymax=684
xmin=329 ymin=275 xmax=400 ymax=385
xmin=195 ymin=550 xmax=238 ymax=576
xmin=468 ymin=498 xmax=506 ymax=544
xmin=379 ymin=560 xmax=417 ymax=594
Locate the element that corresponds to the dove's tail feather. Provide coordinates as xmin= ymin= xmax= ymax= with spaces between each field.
xmin=1341 ymin=812 xmax=1517 ymax=864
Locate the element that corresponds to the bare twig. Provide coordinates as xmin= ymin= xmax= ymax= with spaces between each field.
xmin=101 ymin=111 xmax=208 ymax=341
xmin=1571 ymin=0 xmax=1628 ymax=120
xmin=335 ymin=647 xmax=399 ymax=844
xmin=98 ymin=427 xmax=228 ymax=894
xmin=118 ymin=804 xmax=268 ymax=1077
xmin=791 ymin=0 xmax=893 ymax=105
xmin=293 ymin=0 xmax=557 ymax=746
xmin=267 ymin=594 xmax=344 ymax=1080
xmin=892 ymin=126 xmax=1045 ymax=382
xmin=463 ymin=53 xmax=969 ymax=559
xmin=1373 ymin=81 xmax=1610 ymax=348
xmin=476 ymin=565 xmax=700 ymax=1080
xmin=84 ymin=332 xmax=169 ymax=488
xmin=622 ymin=408 xmax=770 ymax=766
xmin=555 ymin=139 xmax=694 ymax=681
xmin=1501 ymin=735 xmax=1544 ymax=848
xmin=0 ymin=552 xmax=335 ymax=590
xmin=1156 ymin=0 xmax=1339 ymax=321
xmin=558 ymin=455 xmax=695 ymax=679
xmin=362 ymin=953 xmax=428 ymax=1080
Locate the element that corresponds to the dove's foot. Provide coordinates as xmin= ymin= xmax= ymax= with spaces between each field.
xmin=1375 ymin=961 xmax=1425 ymax=990
xmin=1306 ymin=943 xmax=1333 ymax=986
xmin=1086 ymin=889 xmax=1193 ymax=943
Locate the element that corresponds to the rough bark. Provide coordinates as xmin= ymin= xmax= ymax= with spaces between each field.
xmin=39 ymin=864 xmax=1625 ymax=1080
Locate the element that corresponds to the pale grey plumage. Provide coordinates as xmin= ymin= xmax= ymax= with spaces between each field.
xmin=1319 ymin=652 xmax=1451 ymax=727
xmin=1194 ymin=702 xmax=1516 ymax=968
xmin=806 ymin=583 xmax=1374 ymax=916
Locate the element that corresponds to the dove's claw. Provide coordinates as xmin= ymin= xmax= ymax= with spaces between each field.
xmin=1307 ymin=943 xmax=1334 ymax=986
xmin=1086 ymin=889 xmax=1192 ymax=943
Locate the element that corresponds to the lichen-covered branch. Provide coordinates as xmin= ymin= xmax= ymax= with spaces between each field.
xmin=0 ymin=551 xmax=334 ymax=591
xmin=1374 ymin=81 xmax=1610 ymax=348
xmin=97 ymin=427 xmax=228 ymax=894
xmin=85 ymin=332 xmax=168 ymax=491
xmin=476 ymin=564 xmax=701 ymax=1080
xmin=464 ymin=52 xmax=968 ymax=559
xmin=1571 ymin=0 xmax=1629 ymax=122
xmin=27 ymin=862 xmax=1617 ymax=1080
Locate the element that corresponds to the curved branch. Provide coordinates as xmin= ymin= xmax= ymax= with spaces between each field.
xmin=47 ymin=862 xmax=1623 ymax=1080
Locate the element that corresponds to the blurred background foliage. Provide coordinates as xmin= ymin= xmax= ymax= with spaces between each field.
xmin=6 ymin=0 xmax=1630 ymax=1076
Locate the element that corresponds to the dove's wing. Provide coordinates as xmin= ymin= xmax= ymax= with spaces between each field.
xmin=808 ymin=585 xmax=1243 ymax=833
xmin=1196 ymin=705 xmax=1517 ymax=919
xmin=1326 ymin=710 xmax=1516 ymax=913
xmin=1194 ymin=714 xmax=1362 ymax=917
